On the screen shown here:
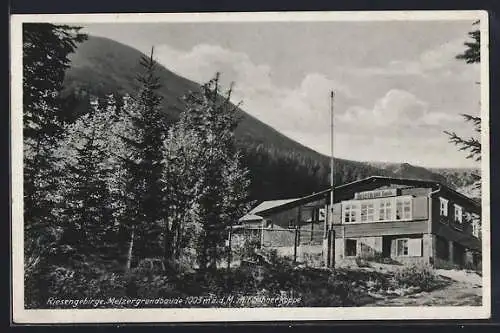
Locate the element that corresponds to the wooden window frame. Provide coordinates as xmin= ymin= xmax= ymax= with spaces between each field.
xmin=344 ymin=204 xmax=357 ymax=223
xmin=439 ymin=197 xmax=449 ymax=217
xmin=360 ymin=202 xmax=375 ymax=222
xmin=396 ymin=238 xmax=409 ymax=257
xmin=454 ymin=204 xmax=463 ymax=224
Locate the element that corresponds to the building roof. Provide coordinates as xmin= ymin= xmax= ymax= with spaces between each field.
xmin=252 ymin=176 xmax=481 ymax=216
xmin=238 ymin=198 xmax=298 ymax=223
xmin=238 ymin=214 xmax=264 ymax=222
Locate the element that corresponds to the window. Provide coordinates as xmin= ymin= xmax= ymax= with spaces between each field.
xmin=302 ymin=208 xmax=314 ymax=223
xmin=345 ymin=239 xmax=357 ymax=257
xmin=344 ymin=204 xmax=357 ymax=223
xmin=471 ymin=213 xmax=480 ymax=238
xmin=472 ymin=221 xmax=479 ymax=237
xmin=396 ymin=198 xmax=412 ymax=220
xmin=396 ymin=239 xmax=409 ymax=256
xmin=360 ymin=202 xmax=375 ymax=222
xmin=395 ymin=238 xmax=423 ymax=257
xmin=439 ymin=197 xmax=449 ymax=216
xmin=318 ymin=208 xmax=326 ymax=221
xmin=379 ymin=200 xmax=392 ymax=221
xmin=454 ymin=204 xmax=463 ymax=224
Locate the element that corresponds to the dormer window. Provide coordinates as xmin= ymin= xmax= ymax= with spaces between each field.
xmin=439 ymin=197 xmax=449 ymax=217
xmin=454 ymin=204 xmax=463 ymax=224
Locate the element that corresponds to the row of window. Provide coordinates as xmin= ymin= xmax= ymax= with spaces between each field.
xmin=343 ymin=196 xmax=413 ymax=223
xmin=439 ymin=197 xmax=480 ymax=237
xmin=439 ymin=197 xmax=464 ymax=222
xmin=344 ymin=238 xmax=422 ymax=257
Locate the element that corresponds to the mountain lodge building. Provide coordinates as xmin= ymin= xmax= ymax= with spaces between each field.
xmin=237 ymin=176 xmax=482 ymax=269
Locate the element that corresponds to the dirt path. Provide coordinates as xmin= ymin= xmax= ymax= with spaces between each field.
xmin=367 ymin=280 xmax=482 ymax=306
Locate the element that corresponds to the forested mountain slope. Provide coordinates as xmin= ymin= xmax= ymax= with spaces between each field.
xmin=61 ymin=36 xmax=476 ymax=202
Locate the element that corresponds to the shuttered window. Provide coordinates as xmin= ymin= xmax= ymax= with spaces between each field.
xmin=439 ymin=197 xmax=448 ymax=216
xmin=454 ymin=204 xmax=463 ymax=224
xmin=412 ymin=197 xmax=428 ymax=220
xmin=396 ymin=238 xmax=422 ymax=257
xmin=396 ymin=239 xmax=409 ymax=256
xmin=408 ymin=238 xmax=422 ymax=256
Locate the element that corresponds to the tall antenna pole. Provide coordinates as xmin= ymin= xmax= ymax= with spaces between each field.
xmin=330 ymin=90 xmax=335 ymax=227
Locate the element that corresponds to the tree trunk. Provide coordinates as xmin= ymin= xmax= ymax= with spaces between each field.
xmin=126 ymin=228 xmax=135 ymax=271
xmin=164 ymin=224 xmax=174 ymax=267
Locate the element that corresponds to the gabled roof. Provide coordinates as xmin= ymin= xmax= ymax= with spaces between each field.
xmin=252 ymin=176 xmax=481 ymax=216
xmin=238 ymin=198 xmax=299 ymax=222
xmin=248 ymin=199 xmax=298 ymax=215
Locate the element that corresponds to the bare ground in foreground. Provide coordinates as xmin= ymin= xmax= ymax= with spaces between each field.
xmin=363 ymin=267 xmax=482 ymax=306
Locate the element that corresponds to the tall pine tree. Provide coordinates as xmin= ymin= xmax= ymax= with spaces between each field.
xmin=23 ymin=23 xmax=87 ymax=307
xmin=117 ymin=48 xmax=169 ymax=268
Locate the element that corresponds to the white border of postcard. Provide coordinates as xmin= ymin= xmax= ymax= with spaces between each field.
xmin=10 ymin=10 xmax=491 ymax=323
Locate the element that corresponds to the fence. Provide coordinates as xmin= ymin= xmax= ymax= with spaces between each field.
xmin=230 ymin=227 xmax=325 ymax=267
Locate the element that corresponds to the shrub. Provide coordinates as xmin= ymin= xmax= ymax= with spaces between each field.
xmin=355 ymin=256 xmax=371 ymax=268
xmin=235 ymin=237 xmax=261 ymax=262
xmin=301 ymin=252 xmax=323 ymax=267
xmin=393 ymin=264 xmax=437 ymax=291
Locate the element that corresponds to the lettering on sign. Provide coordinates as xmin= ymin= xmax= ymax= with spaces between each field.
xmin=354 ymin=189 xmax=399 ymax=200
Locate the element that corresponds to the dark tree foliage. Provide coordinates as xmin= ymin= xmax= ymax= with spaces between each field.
xmin=119 ymin=48 xmax=169 ymax=262
xmin=175 ymin=74 xmax=251 ymax=271
xmin=456 ymin=20 xmax=480 ymax=64
xmin=23 ymin=24 xmax=87 ymax=137
xmin=23 ymin=23 xmax=88 ymax=228
xmin=23 ymin=24 xmax=87 ymax=307
xmin=444 ymin=114 xmax=481 ymax=162
xmin=57 ymin=98 xmax=122 ymax=268
xmin=240 ymin=142 xmax=391 ymax=203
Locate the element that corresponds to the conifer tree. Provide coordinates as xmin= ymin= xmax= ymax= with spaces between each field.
xmin=167 ymin=74 xmax=251 ymax=271
xmin=444 ymin=20 xmax=481 ymax=193
xmin=117 ymin=48 xmax=168 ymax=266
xmin=23 ymin=24 xmax=87 ymax=306
xmin=55 ymin=96 xmax=121 ymax=264
xmin=445 ymin=20 xmax=481 ymax=162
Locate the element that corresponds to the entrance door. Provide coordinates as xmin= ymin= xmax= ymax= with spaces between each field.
xmin=382 ymin=236 xmax=392 ymax=258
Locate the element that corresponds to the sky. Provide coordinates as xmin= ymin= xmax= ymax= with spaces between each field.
xmin=82 ymin=19 xmax=482 ymax=168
